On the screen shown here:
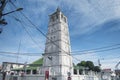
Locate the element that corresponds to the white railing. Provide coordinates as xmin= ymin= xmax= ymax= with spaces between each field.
xmin=0 ymin=74 xmax=100 ymax=80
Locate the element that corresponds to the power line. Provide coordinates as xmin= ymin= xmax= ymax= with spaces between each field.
xmin=0 ymin=41 xmax=120 ymax=56
xmin=0 ymin=45 xmax=119 ymax=63
xmin=0 ymin=45 xmax=120 ymax=56
xmin=9 ymin=1 xmax=120 ymax=54
xmin=9 ymin=1 xmax=72 ymax=57
xmin=72 ymin=43 xmax=120 ymax=53
xmin=0 ymin=53 xmax=19 ymax=58
xmin=72 ymin=46 xmax=120 ymax=55
xmin=8 ymin=1 xmax=120 ymax=63
xmin=0 ymin=51 xmax=41 ymax=56
xmin=4 ymin=14 xmax=45 ymax=56
xmin=5 ymin=6 xmax=45 ymax=50
xmin=16 ymin=38 xmax=21 ymax=63
xmin=13 ymin=16 xmax=45 ymax=50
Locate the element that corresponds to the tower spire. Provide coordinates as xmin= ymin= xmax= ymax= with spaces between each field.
xmin=56 ymin=7 xmax=61 ymax=12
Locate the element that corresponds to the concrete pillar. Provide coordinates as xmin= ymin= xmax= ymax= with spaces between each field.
xmin=77 ymin=69 xmax=79 ymax=75
xmin=83 ymin=70 xmax=85 ymax=75
xmin=30 ymin=70 xmax=33 ymax=75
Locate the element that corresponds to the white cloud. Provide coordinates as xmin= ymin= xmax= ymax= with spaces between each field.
xmin=63 ymin=0 xmax=120 ymax=36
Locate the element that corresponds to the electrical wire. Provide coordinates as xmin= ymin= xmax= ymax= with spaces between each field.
xmin=8 ymin=1 xmax=120 ymax=63
xmin=9 ymin=1 xmax=120 ymax=53
xmin=0 ymin=51 xmax=41 ymax=56
xmin=13 ymin=16 xmax=45 ymax=50
xmin=9 ymin=1 xmax=72 ymax=57
xmin=0 ymin=45 xmax=120 ymax=56
xmin=72 ymin=46 xmax=120 ymax=55
xmin=16 ymin=38 xmax=21 ymax=63
xmin=72 ymin=43 xmax=120 ymax=53
xmin=0 ymin=53 xmax=19 ymax=58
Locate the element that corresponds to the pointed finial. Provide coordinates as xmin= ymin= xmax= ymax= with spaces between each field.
xmin=56 ymin=7 xmax=61 ymax=12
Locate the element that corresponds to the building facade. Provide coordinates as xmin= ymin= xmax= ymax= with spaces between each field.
xmin=41 ymin=8 xmax=73 ymax=80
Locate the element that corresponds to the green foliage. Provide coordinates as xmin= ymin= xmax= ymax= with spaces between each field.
xmin=93 ymin=66 xmax=101 ymax=72
xmin=77 ymin=61 xmax=86 ymax=67
xmin=86 ymin=61 xmax=94 ymax=71
xmin=76 ymin=61 xmax=101 ymax=72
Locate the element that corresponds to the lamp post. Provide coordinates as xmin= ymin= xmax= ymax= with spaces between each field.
xmin=0 ymin=7 xmax=23 ymax=24
xmin=0 ymin=0 xmax=7 ymax=25
xmin=0 ymin=0 xmax=23 ymax=33
xmin=2 ymin=8 xmax=23 ymax=16
xmin=0 ymin=7 xmax=23 ymax=33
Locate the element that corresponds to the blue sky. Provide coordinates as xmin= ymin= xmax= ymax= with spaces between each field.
xmin=0 ymin=0 xmax=120 ymax=70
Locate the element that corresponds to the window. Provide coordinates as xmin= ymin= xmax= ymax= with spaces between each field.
xmin=64 ymin=17 xmax=66 ymax=23
xmin=56 ymin=15 xmax=58 ymax=19
xmin=61 ymin=14 xmax=63 ymax=18
xmin=52 ymin=17 xmax=54 ymax=21
xmin=51 ymin=16 xmax=54 ymax=22
xmin=54 ymin=36 xmax=55 ymax=40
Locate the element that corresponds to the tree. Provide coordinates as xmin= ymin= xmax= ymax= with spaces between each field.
xmin=76 ymin=61 xmax=101 ymax=72
xmin=86 ymin=61 xmax=94 ymax=71
xmin=77 ymin=61 xmax=86 ymax=67
xmin=77 ymin=61 xmax=94 ymax=71
xmin=94 ymin=66 xmax=101 ymax=72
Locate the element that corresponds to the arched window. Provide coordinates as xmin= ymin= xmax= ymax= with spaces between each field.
xmin=64 ymin=17 xmax=66 ymax=23
xmin=51 ymin=16 xmax=55 ymax=22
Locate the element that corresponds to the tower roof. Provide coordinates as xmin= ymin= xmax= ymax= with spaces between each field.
xmin=49 ymin=7 xmax=61 ymax=16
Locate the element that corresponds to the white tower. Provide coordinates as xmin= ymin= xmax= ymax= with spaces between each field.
xmin=42 ymin=8 xmax=73 ymax=80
